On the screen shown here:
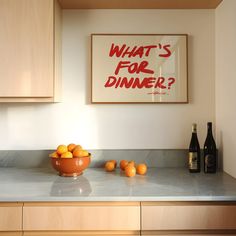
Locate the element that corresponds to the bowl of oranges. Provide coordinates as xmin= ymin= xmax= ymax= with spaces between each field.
xmin=49 ymin=144 xmax=91 ymax=177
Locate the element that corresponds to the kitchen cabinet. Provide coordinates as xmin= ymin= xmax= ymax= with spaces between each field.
xmin=142 ymin=232 xmax=233 ymax=236
xmin=2 ymin=201 xmax=236 ymax=235
xmin=0 ymin=233 xmax=22 ymax=236
xmin=23 ymin=202 xmax=140 ymax=234
xmin=0 ymin=0 xmax=61 ymax=102
xmin=0 ymin=203 xmax=23 ymax=232
xmin=141 ymin=202 xmax=236 ymax=235
xmin=58 ymin=0 xmax=223 ymax=9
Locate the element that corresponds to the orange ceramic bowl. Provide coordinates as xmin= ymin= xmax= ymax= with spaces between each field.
xmin=51 ymin=154 xmax=91 ymax=177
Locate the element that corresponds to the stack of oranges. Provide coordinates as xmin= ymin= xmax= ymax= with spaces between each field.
xmin=105 ymin=159 xmax=147 ymax=177
xmin=49 ymin=144 xmax=90 ymax=159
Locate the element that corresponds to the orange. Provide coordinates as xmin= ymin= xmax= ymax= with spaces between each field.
xmin=73 ymin=149 xmax=89 ymax=157
xmin=56 ymin=145 xmax=68 ymax=155
xmin=136 ymin=163 xmax=147 ymax=175
xmin=74 ymin=145 xmax=82 ymax=151
xmin=128 ymin=160 xmax=135 ymax=167
xmin=120 ymin=160 xmax=129 ymax=171
xmin=105 ymin=161 xmax=115 ymax=172
xmin=49 ymin=151 xmax=59 ymax=158
xmin=73 ymin=149 xmax=83 ymax=157
xmin=110 ymin=160 xmax=117 ymax=168
xmin=61 ymin=151 xmax=73 ymax=158
xmin=67 ymin=143 xmax=77 ymax=152
xmin=82 ymin=150 xmax=89 ymax=157
xmin=125 ymin=165 xmax=136 ymax=177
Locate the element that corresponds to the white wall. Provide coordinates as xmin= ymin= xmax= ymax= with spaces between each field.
xmin=0 ymin=10 xmax=215 ymax=150
xmin=216 ymin=0 xmax=236 ymax=178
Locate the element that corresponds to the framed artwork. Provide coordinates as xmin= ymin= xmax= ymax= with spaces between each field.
xmin=91 ymin=34 xmax=188 ymax=104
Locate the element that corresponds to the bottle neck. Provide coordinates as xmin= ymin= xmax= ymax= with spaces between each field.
xmin=192 ymin=124 xmax=197 ymax=133
xmin=207 ymin=123 xmax=213 ymax=136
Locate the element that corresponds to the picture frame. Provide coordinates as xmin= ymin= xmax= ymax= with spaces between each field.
xmin=91 ymin=34 xmax=188 ymax=104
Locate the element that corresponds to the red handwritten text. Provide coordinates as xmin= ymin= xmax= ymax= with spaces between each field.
xmin=115 ymin=61 xmax=154 ymax=75
xmin=104 ymin=76 xmax=176 ymax=89
xmin=109 ymin=43 xmax=171 ymax=58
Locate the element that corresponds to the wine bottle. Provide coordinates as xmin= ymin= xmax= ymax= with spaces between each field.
xmin=188 ymin=123 xmax=201 ymax=173
xmin=204 ymin=122 xmax=217 ymax=173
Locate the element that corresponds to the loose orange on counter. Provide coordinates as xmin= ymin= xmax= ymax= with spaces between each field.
xmin=105 ymin=161 xmax=115 ymax=172
xmin=67 ymin=143 xmax=77 ymax=152
xmin=120 ymin=160 xmax=129 ymax=171
xmin=128 ymin=160 xmax=135 ymax=167
xmin=125 ymin=165 xmax=136 ymax=177
xmin=61 ymin=151 xmax=73 ymax=158
xmin=110 ymin=160 xmax=117 ymax=168
xmin=56 ymin=145 xmax=68 ymax=155
xmin=136 ymin=163 xmax=147 ymax=175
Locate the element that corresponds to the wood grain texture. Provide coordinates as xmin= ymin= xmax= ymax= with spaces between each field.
xmin=141 ymin=201 xmax=236 ymax=206
xmin=53 ymin=0 xmax=62 ymax=102
xmin=0 ymin=206 xmax=22 ymax=231
xmin=0 ymin=0 xmax=54 ymax=97
xmin=0 ymin=233 xmax=22 ymax=236
xmin=142 ymin=230 xmax=236 ymax=235
xmin=142 ymin=232 xmax=236 ymax=236
xmin=24 ymin=231 xmax=140 ymax=235
xmin=58 ymin=0 xmax=223 ymax=9
xmin=142 ymin=205 xmax=236 ymax=230
xmin=23 ymin=202 xmax=140 ymax=206
xmin=0 ymin=97 xmax=56 ymax=102
xmin=23 ymin=205 xmax=140 ymax=231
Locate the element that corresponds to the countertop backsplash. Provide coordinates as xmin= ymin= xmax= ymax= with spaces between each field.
xmin=0 ymin=149 xmax=189 ymax=168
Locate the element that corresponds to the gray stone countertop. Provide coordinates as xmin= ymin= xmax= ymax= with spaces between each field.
xmin=0 ymin=167 xmax=236 ymax=202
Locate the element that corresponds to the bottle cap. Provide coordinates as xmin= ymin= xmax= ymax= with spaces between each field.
xmin=192 ymin=123 xmax=197 ymax=133
xmin=207 ymin=122 xmax=212 ymax=128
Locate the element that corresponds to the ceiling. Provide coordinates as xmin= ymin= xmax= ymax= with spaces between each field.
xmin=58 ymin=0 xmax=223 ymax=9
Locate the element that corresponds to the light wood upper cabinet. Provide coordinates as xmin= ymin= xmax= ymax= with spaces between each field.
xmin=0 ymin=203 xmax=23 ymax=231
xmin=58 ymin=0 xmax=223 ymax=9
xmin=0 ymin=0 xmax=61 ymax=102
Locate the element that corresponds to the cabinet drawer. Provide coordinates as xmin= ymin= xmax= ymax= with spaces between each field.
xmin=0 ymin=233 xmax=22 ymax=236
xmin=23 ymin=203 xmax=140 ymax=231
xmin=143 ymin=235 xmax=236 ymax=236
xmin=0 ymin=203 xmax=22 ymax=231
xmin=142 ymin=203 xmax=236 ymax=230
xmin=24 ymin=231 xmax=140 ymax=236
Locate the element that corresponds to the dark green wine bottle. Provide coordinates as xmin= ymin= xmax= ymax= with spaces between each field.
xmin=188 ymin=123 xmax=201 ymax=173
xmin=204 ymin=122 xmax=217 ymax=173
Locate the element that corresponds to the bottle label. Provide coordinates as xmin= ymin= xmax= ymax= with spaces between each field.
xmin=189 ymin=152 xmax=198 ymax=170
xmin=205 ymin=154 xmax=215 ymax=171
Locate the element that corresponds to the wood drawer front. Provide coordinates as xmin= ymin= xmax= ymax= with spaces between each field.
xmin=0 ymin=206 xmax=22 ymax=231
xmin=0 ymin=233 xmax=22 ymax=236
xmin=143 ymin=235 xmax=236 ymax=236
xmin=24 ymin=231 xmax=140 ymax=236
xmin=23 ymin=205 xmax=140 ymax=231
xmin=142 ymin=205 xmax=236 ymax=230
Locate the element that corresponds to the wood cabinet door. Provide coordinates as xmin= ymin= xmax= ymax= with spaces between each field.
xmin=0 ymin=203 xmax=22 ymax=231
xmin=0 ymin=0 xmax=54 ymax=97
xmin=23 ymin=202 xmax=140 ymax=231
xmin=142 ymin=202 xmax=236 ymax=230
